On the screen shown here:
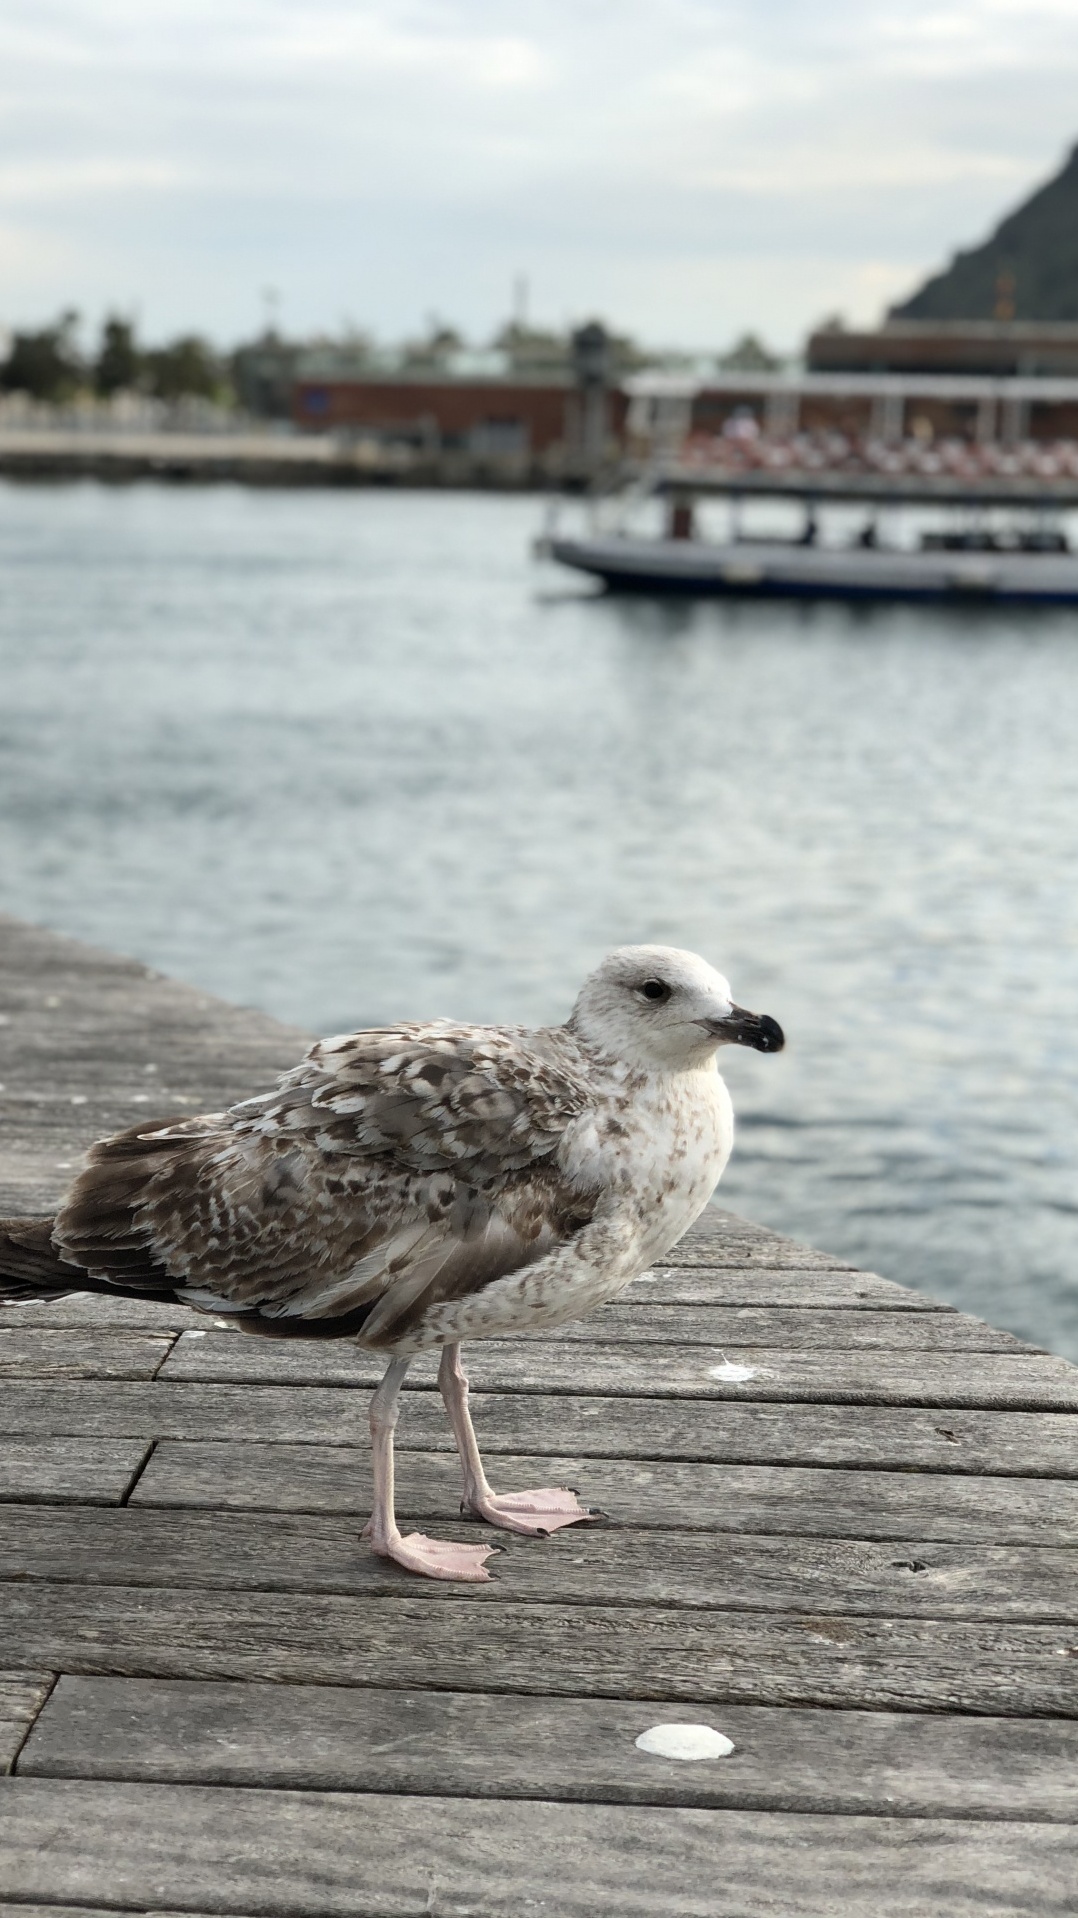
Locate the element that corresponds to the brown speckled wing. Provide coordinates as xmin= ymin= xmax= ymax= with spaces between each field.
xmin=233 ymin=1023 xmax=591 ymax=1173
xmin=53 ymin=1022 xmax=599 ymax=1343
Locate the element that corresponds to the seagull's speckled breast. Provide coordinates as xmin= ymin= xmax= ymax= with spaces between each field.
xmin=604 ymin=1060 xmax=732 ymax=1262
xmin=396 ymin=1059 xmax=733 ymax=1350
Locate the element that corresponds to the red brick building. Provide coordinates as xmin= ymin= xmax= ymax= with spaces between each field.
xmin=293 ymin=375 xmax=628 ymax=459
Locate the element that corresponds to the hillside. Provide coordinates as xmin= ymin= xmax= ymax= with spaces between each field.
xmin=892 ymin=143 xmax=1078 ymax=322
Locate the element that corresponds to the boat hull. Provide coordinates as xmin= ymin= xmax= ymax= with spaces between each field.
xmin=547 ymin=534 xmax=1078 ymax=603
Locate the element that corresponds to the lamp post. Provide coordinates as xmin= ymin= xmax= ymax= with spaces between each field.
xmin=571 ymin=321 xmax=611 ymax=480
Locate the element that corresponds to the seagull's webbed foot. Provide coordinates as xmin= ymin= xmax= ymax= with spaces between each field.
xmin=363 ymin=1517 xmax=500 ymax=1582
xmin=463 ymin=1486 xmax=602 ymax=1535
xmin=438 ymin=1344 xmax=605 ymax=1537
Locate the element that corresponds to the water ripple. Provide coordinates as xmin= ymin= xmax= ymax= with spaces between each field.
xmin=1 ymin=481 xmax=1076 ymax=1358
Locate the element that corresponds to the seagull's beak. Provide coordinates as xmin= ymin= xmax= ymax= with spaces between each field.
xmin=705 ymin=1005 xmax=785 ymax=1053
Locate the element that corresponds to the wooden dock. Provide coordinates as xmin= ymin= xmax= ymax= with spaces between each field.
xmin=1 ymin=914 xmax=1076 ymax=1915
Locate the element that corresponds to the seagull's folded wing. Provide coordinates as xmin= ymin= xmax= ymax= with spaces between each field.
xmin=53 ymin=1022 xmax=600 ymax=1341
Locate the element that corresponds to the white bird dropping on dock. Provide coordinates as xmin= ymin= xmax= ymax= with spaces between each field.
xmin=708 ymin=1356 xmax=757 ymax=1382
xmin=635 ymin=1723 xmax=735 ymax=1761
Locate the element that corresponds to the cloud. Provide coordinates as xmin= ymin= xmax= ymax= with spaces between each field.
xmin=0 ymin=0 xmax=1075 ymax=347
xmin=0 ymin=160 xmax=192 ymax=203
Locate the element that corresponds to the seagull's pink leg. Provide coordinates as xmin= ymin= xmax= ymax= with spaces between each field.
xmin=438 ymin=1342 xmax=600 ymax=1535
xmin=363 ymin=1354 xmax=499 ymax=1581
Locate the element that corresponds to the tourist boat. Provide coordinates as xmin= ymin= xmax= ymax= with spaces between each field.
xmin=539 ymin=368 xmax=1078 ymax=602
xmin=540 ymin=504 xmax=1078 ymax=603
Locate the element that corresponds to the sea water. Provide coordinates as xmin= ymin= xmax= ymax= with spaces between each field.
xmin=1 ymin=479 xmax=1076 ymax=1358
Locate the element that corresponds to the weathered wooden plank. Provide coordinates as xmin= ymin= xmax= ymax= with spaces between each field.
xmin=0 ymin=1908 xmax=150 ymax=1918
xmin=0 ymin=1910 xmax=241 ymax=1918
xmin=159 ymin=1329 xmax=1078 ymax=1410
xmin=3 ymin=1381 xmax=1076 ymax=1476
xmin=4 ymin=1582 xmax=1078 ymax=1715
xmin=131 ymin=1441 xmax=1078 ymax=1544
xmin=0 ymin=1299 xmax=1005 ymax=1349
xmin=0 ymin=1328 xmax=175 ymax=1380
xmin=21 ymin=1675 xmax=1078 ymax=1821
xmin=0 ymin=1673 xmax=53 ymax=1775
xmin=0 ymin=1379 xmax=374 ymax=1443
xmin=0 ymin=1294 xmax=202 ymax=1331
xmin=0 ymin=1438 xmax=150 ymax=1506
xmin=665 ymin=1217 xmax=859 ymax=1271
xmin=4 ymin=1506 xmax=1075 ymax=1621
xmin=636 ymin=1266 xmax=949 ymax=1308
xmin=1 ymin=1778 xmax=1075 ymax=1917
xmin=0 ymin=1909 xmax=256 ymax=1918
xmin=516 ymin=1304 xmax=1030 ymax=1351
xmin=0 ymin=913 xmax=308 ymax=1218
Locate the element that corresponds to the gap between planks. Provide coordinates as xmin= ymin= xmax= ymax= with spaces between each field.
xmin=0 ymin=1672 xmax=55 ymax=1776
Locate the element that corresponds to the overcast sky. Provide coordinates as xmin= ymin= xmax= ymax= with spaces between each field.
xmin=2 ymin=0 xmax=1077 ymax=353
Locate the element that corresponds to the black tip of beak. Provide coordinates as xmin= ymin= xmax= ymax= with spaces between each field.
xmin=752 ymin=1014 xmax=785 ymax=1054
xmin=712 ymin=1007 xmax=786 ymax=1052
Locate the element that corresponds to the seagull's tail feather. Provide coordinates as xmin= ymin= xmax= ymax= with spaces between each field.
xmin=1 ymin=1117 xmax=202 ymax=1305
xmin=0 ymin=1217 xmax=96 ymax=1302
xmin=0 ymin=1216 xmax=187 ymax=1309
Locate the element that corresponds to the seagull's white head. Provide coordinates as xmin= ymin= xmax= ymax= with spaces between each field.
xmin=568 ymin=945 xmax=784 ymax=1073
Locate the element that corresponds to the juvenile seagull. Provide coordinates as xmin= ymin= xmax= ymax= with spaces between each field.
xmin=1 ymin=946 xmax=782 ymax=1581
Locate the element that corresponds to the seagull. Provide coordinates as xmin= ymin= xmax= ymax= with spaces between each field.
xmin=1 ymin=946 xmax=783 ymax=1581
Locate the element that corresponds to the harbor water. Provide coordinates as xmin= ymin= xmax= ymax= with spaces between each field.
xmin=1 ymin=479 xmax=1077 ymax=1358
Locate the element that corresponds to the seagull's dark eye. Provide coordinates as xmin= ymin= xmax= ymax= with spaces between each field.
xmin=640 ymin=979 xmax=670 ymax=1003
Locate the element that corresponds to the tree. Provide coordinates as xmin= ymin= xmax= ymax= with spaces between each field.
xmin=494 ymin=320 xmax=569 ymax=373
xmin=230 ymin=332 xmax=300 ymax=418
xmin=95 ymin=316 xmax=142 ymax=395
xmin=0 ymin=311 xmax=83 ymax=400
xmin=718 ymin=332 xmax=783 ymax=373
xmin=143 ymin=334 xmax=227 ymax=402
xmin=402 ymin=319 xmax=465 ymax=367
